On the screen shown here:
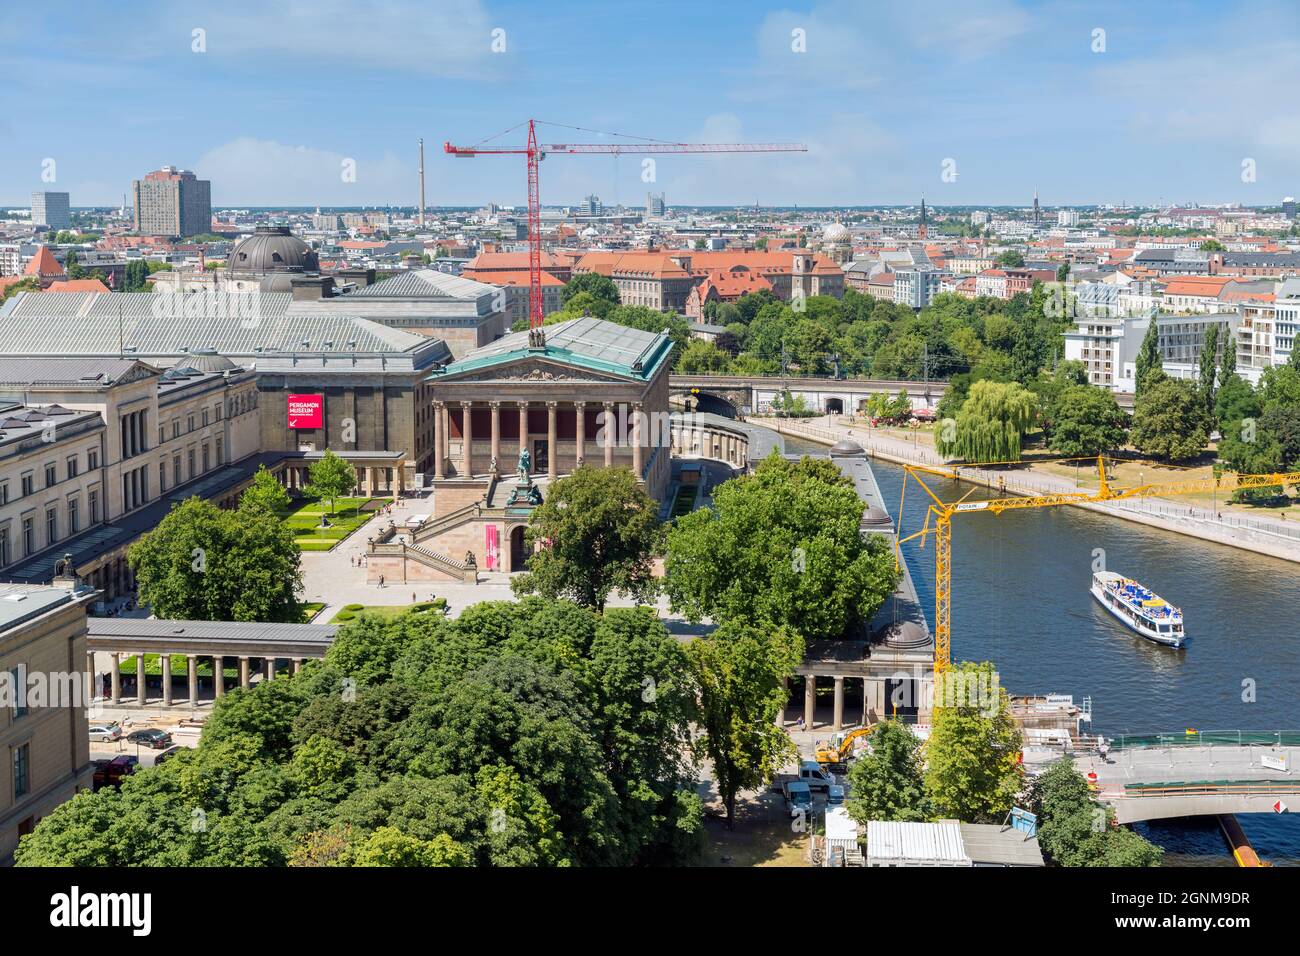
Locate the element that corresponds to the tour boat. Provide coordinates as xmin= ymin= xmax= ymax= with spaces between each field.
xmin=1090 ymin=572 xmax=1186 ymax=647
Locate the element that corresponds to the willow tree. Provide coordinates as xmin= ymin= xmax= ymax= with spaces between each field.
xmin=936 ymin=379 xmax=1036 ymax=462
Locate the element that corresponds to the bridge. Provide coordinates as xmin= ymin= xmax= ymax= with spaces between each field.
xmin=1074 ymin=731 xmax=1300 ymax=823
xmin=668 ymin=374 xmax=948 ymax=419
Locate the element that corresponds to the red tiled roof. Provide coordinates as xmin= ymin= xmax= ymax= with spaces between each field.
xmin=461 ymin=268 xmax=564 ymax=287
xmin=46 ymin=278 xmax=110 ymax=293
xmin=24 ymin=245 xmax=65 ymax=279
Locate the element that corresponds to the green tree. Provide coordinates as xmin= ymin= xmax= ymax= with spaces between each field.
xmin=1027 ymin=760 xmax=1163 ymax=867
xmin=1049 ymin=385 xmax=1128 ymax=457
xmin=995 ymin=250 xmax=1025 ymax=268
xmin=510 ymin=465 xmax=662 ymax=611
xmin=937 ymin=379 xmax=1037 ymax=461
xmin=64 ymin=249 xmax=84 ymax=279
xmin=128 ymin=497 xmax=304 ymax=622
xmin=685 ymin=620 xmax=802 ymax=827
xmin=844 ymin=721 xmax=931 ymax=823
xmin=1198 ymin=238 xmax=1225 ymax=252
xmin=1130 ymin=377 xmax=1210 ymax=461
xmin=664 ymin=451 xmax=899 ymax=641
xmin=240 ymin=464 xmax=291 ymax=513
xmin=1198 ymin=324 xmax=1219 ymax=416
xmin=676 ymin=338 xmax=731 ymax=374
xmin=1134 ymin=319 xmax=1162 ymax=398
xmin=351 ymin=827 xmax=472 ymax=867
xmin=303 ymin=450 xmax=356 ymax=514
xmin=924 ymin=661 xmax=1023 ymax=823
xmin=561 ymin=272 xmax=620 ymax=307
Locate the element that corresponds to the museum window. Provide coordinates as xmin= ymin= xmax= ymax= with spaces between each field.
xmin=22 ymin=516 xmax=33 ymax=556
xmin=13 ymin=742 xmax=30 ymax=798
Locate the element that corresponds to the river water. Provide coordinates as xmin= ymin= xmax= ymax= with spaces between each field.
xmin=774 ymin=432 xmax=1300 ymax=865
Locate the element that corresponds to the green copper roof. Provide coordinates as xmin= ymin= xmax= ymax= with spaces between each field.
xmin=428 ymin=316 xmax=672 ymax=383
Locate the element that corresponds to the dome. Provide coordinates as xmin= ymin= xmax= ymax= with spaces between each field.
xmin=183 ymin=349 xmax=238 ymax=373
xmin=828 ymin=439 xmax=865 ymax=457
xmin=228 ymin=226 xmax=318 ymax=275
xmin=880 ymin=620 xmax=930 ymax=649
xmin=823 ymin=221 xmax=851 ymax=244
xmin=258 ymin=273 xmax=294 ymax=293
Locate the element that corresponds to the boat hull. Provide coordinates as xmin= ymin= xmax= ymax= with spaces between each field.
xmin=1090 ymin=583 xmax=1186 ymax=648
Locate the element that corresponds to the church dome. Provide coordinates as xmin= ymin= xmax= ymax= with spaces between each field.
xmin=228 ymin=226 xmax=318 ymax=275
xmin=823 ymin=221 xmax=851 ymax=244
xmin=183 ymin=349 xmax=238 ymax=373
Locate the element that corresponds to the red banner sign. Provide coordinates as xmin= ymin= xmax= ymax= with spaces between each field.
xmin=287 ymin=393 xmax=324 ymax=429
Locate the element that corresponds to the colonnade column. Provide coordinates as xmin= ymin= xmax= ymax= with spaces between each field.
xmin=214 ymin=656 xmax=225 ymax=698
xmin=110 ymin=652 xmax=121 ymax=705
xmin=162 ymin=656 xmax=173 ymax=707
xmin=239 ymin=657 xmax=250 ymax=690
xmin=546 ymin=402 xmax=558 ymax=480
xmin=832 ymin=676 xmax=844 ymax=732
xmin=292 ymin=659 xmax=303 ymax=676
xmin=136 ymin=653 xmax=147 ymax=707
xmin=461 ymin=402 xmax=474 ymax=477
xmin=433 ymin=402 xmax=446 ymax=480
xmin=187 ymin=655 xmax=198 ymax=706
xmin=631 ymin=402 xmax=644 ymax=479
xmin=517 ymin=402 xmax=529 ymax=470
xmin=804 ymin=676 xmax=816 ymax=729
xmin=574 ymin=402 xmax=586 ymax=467
xmin=603 ymin=402 xmax=614 ymax=467
xmin=489 ymin=401 xmax=501 ymax=475
xmin=264 ymin=658 xmax=275 ymax=682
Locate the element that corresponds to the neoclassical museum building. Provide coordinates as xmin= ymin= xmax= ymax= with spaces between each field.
xmin=366 ymin=316 xmax=675 ymax=582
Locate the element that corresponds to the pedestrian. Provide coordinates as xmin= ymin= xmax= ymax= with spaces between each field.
xmin=412 ymin=592 xmax=417 ymax=603
xmin=796 ymin=715 xmax=805 ymax=731
xmin=379 ymin=574 xmax=385 ymax=588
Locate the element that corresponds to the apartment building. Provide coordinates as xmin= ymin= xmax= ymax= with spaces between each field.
xmin=1063 ymin=315 xmax=1151 ymax=391
xmin=131 ymin=166 xmax=212 ymax=238
xmin=1235 ymin=279 xmax=1299 ymax=383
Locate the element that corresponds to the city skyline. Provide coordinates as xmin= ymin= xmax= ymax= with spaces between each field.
xmin=4 ymin=0 xmax=1300 ymax=207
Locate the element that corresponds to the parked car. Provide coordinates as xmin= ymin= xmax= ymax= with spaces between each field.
xmin=126 ymin=728 xmax=172 ymax=750
xmin=782 ymin=781 xmax=814 ymax=817
xmin=772 ymin=761 xmax=837 ymax=793
xmin=89 ymin=720 xmax=122 ymax=742
xmin=153 ymin=745 xmax=186 ymax=765
xmin=93 ymin=755 xmax=138 ymax=791
xmin=826 ymin=784 xmax=846 ymax=806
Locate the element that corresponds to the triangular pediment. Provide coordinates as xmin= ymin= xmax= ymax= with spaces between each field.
xmin=435 ymin=356 xmax=633 ymax=385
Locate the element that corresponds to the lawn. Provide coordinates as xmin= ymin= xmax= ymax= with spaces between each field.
xmin=696 ymin=790 xmax=809 ymax=867
xmin=276 ymin=496 xmax=389 ymax=551
xmin=329 ymin=600 xmax=448 ymax=623
xmin=302 ymin=601 xmax=326 ymax=622
xmin=117 ymin=654 xmax=235 ymax=679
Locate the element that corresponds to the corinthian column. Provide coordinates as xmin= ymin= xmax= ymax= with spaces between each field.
xmin=574 ymin=401 xmax=587 ymax=467
xmin=460 ymin=401 xmax=474 ymax=477
xmin=546 ymin=401 xmax=558 ymax=481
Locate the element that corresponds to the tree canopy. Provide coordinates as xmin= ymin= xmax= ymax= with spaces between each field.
xmin=127 ymin=497 xmax=304 ymax=623
xmin=937 ymin=379 xmax=1037 ymax=462
xmin=510 ymin=465 xmax=662 ymax=611
xmin=664 ymin=451 xmax=898 ymax=641
xmin=1129 ymin=377 xmax=1209 ymax=461
xmin=304 ymin=450 xmax=357 ymax=514
xmin=16 ymin=598 xmax=705 ymax=867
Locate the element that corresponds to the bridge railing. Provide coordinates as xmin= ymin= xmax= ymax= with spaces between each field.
xmin=1123 ymin=780 xmax=1300 ymax=797
xmin=1108 ymin=730 xmax=1300 ymax=751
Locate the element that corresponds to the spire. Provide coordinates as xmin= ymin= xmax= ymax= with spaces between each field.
xmin=919 ymin=196 xmax=928 ymax=240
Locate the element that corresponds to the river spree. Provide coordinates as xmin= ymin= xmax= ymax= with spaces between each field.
xmin=775 ymin=432 xmax=1300 ymax=865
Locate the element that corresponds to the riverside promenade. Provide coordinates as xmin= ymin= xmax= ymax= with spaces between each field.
xmin=753 ymin=415 xmax=1300 ymax=565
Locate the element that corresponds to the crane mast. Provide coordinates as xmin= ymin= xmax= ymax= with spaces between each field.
xmin=445 ymin=119 xmax=807 ymax=327
xmin=899 ymin=456 xmax=1300 ymax=676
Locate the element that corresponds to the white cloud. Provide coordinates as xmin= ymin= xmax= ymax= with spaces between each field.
xmin=197 ymin=138 xmax=411 ymax=205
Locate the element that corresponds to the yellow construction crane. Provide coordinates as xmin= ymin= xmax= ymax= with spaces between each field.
xmin=897 ymin=455 xmax=1300 ymax=675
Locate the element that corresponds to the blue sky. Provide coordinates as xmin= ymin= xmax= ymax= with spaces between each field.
xmin=3 ymin=0 xmax=1299 ymax=208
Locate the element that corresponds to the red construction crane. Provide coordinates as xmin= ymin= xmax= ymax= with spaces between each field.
xmin=445 ymin=119 xmax=807 ymax=327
